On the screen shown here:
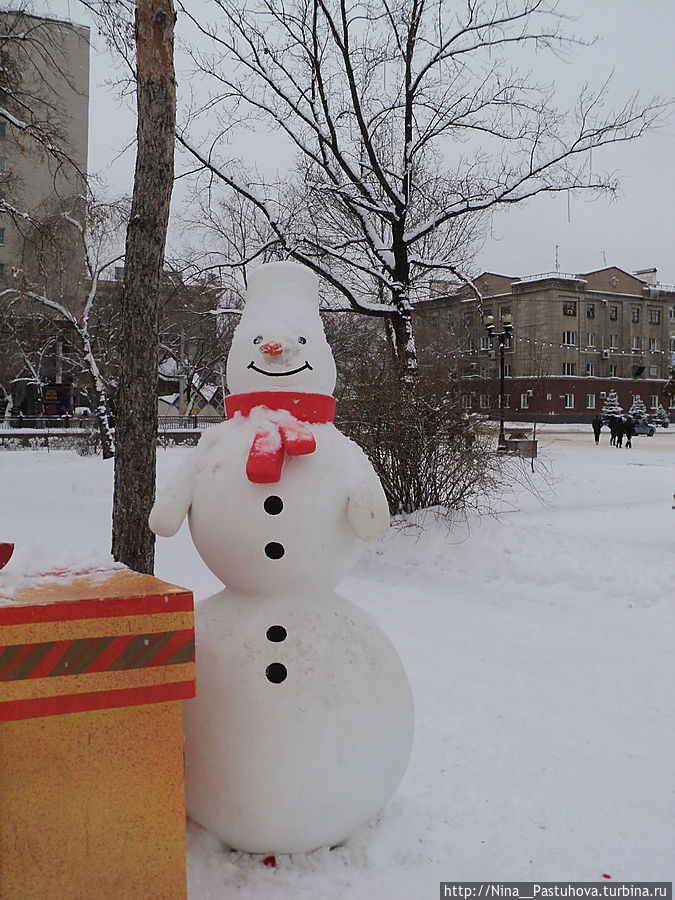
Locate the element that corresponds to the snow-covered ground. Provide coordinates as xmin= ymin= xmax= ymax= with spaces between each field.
xmin=1 ymin=427 xmax=673 ymax=896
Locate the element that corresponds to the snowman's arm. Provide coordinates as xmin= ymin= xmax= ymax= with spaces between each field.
xmin=149 ymin=461 xmax=195 ymax=537
xmin=149 ymin=424 xmax=228 ymax=536
xmin=346 ymin=464 xmax=390 ymax=542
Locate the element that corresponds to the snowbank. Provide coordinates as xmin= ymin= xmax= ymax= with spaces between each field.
xmin=1 ymin=428 xmax=673 ymax=894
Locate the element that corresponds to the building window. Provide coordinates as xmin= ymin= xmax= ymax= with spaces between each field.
xmin=0 ymin=262 xmax=4 ymax=282
xmin=631 ymin=336 xmax=641 ymax=351
xmin=0 ymin=157 xmax=6 ymax=174
xmin=499 ymin=305 xmax=511 ymax=318
xmin=462 ymin=395 xmax=472 ymax=409
xmin=467 ymin=337 xmax=474 ymax=352
xmin=503 ymin=335 xmax=512 ymax=349
xmin=562 ymin=331 xmax=577 ymax=346
xmin=609 ymin=334 xmax=618 ymax=349
xmin=564 ymin=394 xmax=574 ymax=409
xmin=586 ymin=394 xmax=596 ymax=409
xmin=429 ymin=315 xmax=438 ymax=326
xmin=670 ymin=337 xmax=675 ymax=352
xmin=563 ymin=362 xmax=576 ymax=375
xmin=586 ymin=363 xmax=595 ymax=376
xmin=503 ymin=364 xmax=511 ymax=377
xmin=546 ymin=393 xmax=552 ymax=401
xmin=520 ymin=393 xmax=529 ymax=409
xmin=649 ymin=338 xmax=659 ymax=352
xmin=0 ymin=226 xmax=4 ymax=245
xmin=0 ymin=122 xmax=6 ymax=138
xmin=563 ymin=301 xmax=577 ymax=316
xmin=649 ymin=365 xmax=658 ymax=377
xmin=631 ymin=307 xmax=640 ymax=323
xmin=648 ymin=308 xmax=661 ymax=324
xmin=586 ymin=332 xmax=595 ymax=347
xmin=609 ymin=364 xmax=618 ymax=377
xmin=480 ymin=335 xmax=491 ymax=350
xmin=586 ymin=303 xmax=595 ymax=319
xmin=650 ymin=395 xmax=659 ymax=409
xmin=609 ymin=305 xmax=618 ymax=320
xmin=480 ymin=395 xmax=490 ymax=409
xmin=503 ymin=394 xmax=511 ymax=409
xmin=669 ymin=306 xmax=675 ymax=320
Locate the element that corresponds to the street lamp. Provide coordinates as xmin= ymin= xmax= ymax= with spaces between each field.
xmin=483 ymin=312 xmax=514 ymax=452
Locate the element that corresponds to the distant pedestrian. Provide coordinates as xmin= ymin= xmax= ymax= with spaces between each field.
xmin=592 ymin=414 xmax=603 ymax=444
xmin=609 ymin=416 xmax=618 ymax=446
xmin=623 ymin=415 xmax=634 ymax=449
xmin=615 ymin=416 xmax=624 ymax=448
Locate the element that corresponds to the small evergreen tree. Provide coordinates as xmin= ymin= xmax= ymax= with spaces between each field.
xmin=628 ymin=395 xmax=648 ymax=423
xmin=601 ymin=390 xmax=623 ymax=423
xmin=653 ymin=404 xmax=670 ymax=427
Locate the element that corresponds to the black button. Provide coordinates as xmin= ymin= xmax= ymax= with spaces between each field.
xmin=266 ymin=663 xmax=287 ymax=683
xmin=265 ymin=542 xmax=285 ymax=559
xmin=264 ymin=495 xmax=284 ymax=515
xmin=266 ymin=625 xmax=287 ymax=642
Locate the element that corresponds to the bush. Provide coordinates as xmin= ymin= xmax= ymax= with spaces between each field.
xmin=336 ymin=358 xmax=503 ymax=516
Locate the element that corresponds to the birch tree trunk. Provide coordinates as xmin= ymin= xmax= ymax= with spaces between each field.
xmin=111 ymin=0 xmax=176 ymax=574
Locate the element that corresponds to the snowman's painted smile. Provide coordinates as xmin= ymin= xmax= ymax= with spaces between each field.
xmin=247 ymin=361 xmax=313 ymax=377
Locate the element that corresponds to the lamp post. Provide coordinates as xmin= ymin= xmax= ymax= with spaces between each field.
xmin=483 ymin=312 xmax=514 ymax=452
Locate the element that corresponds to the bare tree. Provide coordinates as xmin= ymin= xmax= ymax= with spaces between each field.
xmin=176 ymin=0 xmax=667 ymax=389
xmin=111 ymin=0 xmax=176 ymax=574
xmin=0 ymin=200 xmax=126 ymax=456
xmin=156 ymin=262 xmax=231 ymax=412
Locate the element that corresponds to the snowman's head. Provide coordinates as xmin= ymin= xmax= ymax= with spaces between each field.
xmin=226 ymin=262 xmax=337 ymax=396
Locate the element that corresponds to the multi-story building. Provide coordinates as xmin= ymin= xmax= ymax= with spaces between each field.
xmin=0 ymin=10 xmax=90 ymax=306
xmin=414 ymin=266 xmax=675 ymax=422
xmin=0 ymin=11 xmax=90 ymax=415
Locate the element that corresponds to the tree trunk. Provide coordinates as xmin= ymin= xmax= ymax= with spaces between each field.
xmin=111 ymin=0 xmax=176 ymax=574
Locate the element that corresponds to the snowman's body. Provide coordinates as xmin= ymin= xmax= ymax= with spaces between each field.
xmin=150 ymin=263 xmax=413 ymax=854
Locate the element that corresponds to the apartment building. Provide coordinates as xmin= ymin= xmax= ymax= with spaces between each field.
xmin=0 ymin=11 xmax=90 ymax=414
xmin=413 ymin=266 xmax=675 ymax=422
xmin=0 ymin=10 xmax=90 ymax=310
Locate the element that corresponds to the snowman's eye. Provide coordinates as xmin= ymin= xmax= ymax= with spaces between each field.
xmin=298 ymin=336 xmax=307 ymax=344
xmin=253 ymin=336 xmax=263 ymax=345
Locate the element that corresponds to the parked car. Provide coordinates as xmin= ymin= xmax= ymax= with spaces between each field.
xmin=633 ymin=421 xmax=655 ymax=436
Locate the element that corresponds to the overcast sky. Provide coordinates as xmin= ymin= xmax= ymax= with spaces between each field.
xmin=35 ymin=0 xmax=675 ymax=285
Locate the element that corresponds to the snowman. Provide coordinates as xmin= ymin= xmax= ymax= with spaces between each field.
xmin=150 ymin=261 xmax=413 ymax=854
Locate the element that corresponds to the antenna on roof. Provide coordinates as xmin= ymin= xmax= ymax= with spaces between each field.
xmin=555 ymin=245 xmax=559 ymax=272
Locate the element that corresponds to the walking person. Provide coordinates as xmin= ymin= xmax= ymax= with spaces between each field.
xmin=592 ymin=414 xmax=603 ymax=444
xmin=615 ymin=416 xmax=624 ymax=448
xmin=623 ymin=415 xmax=634 ymax=449
xmin=609 ymin=416 xmax=618 ymax=446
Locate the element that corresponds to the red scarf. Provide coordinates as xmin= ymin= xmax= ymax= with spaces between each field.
xmin=224 ymin=391 xmax=336 ymax=484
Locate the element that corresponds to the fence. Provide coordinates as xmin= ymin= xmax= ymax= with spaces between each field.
xmin=1 ymin=415 xmax=224 ymax=432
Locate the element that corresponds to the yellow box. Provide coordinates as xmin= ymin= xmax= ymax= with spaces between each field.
xmin=0 ymin=568 xmax=195 ymax=900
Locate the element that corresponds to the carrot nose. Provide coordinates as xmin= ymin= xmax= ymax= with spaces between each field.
xmin=260 ymin=341 xmax=283 ymax=356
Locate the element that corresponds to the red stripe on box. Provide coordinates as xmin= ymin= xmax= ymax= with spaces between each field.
xmin=144 ymin=629 xmax=195 ymax=668
xmin=0 ymin=644 xmax=35 ymax=680
xmin=0 ymin=680 xmax=196 ymax=722
xmin=82 ymin=634 xmax=137 ymax=674
xmin=0 ymin=592 xmax=193 ymax=626
xmin=26 ymin=640 xmax=74 ymax=679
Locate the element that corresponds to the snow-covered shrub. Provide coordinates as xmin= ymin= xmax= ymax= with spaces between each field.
xmin=337 ymin=356 xmax=504 ymax=516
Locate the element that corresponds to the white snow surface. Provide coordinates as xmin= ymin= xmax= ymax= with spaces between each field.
xmin=1 ymin=425 xmax=673 ymax=894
